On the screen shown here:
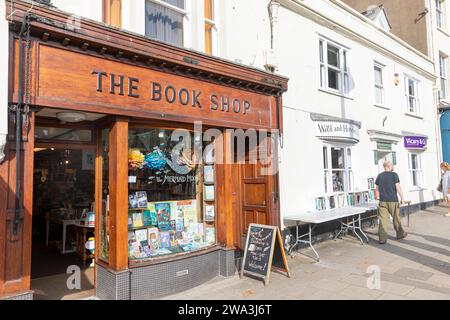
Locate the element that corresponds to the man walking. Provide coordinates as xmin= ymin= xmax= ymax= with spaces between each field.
xmin=375 ymin=161 xmax=408 ymax=244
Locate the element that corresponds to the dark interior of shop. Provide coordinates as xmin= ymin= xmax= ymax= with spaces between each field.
xmin=32 ymin=148 xmax=94 ymax=279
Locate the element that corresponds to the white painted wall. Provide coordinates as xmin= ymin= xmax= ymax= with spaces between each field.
xmin=0 ymin=0 xmax=8 ymax=162
xmin=218 ymin=0 xmax=440 ymax=224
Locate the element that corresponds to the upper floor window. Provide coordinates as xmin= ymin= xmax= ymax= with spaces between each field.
xmin=374 ymin=63 xmax=384 ymax=106
xmin=204 ymin=0 xmax=215 ymax=55
xmin=145 ymin=0 xmax=186 ymax=47
xmin=319 ymin=38 xmax=350 ymax=95
xmin=405 ymin=76 xmax=420 ymax=116
xmin=440 ymin=54 xmax=448 ymax=100
xmin=103 ymin=0 xmax=122 ymax=28
xmin=436 ymin=0 xmax=445 ymax=29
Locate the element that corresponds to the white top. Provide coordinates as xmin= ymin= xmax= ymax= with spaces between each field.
xmin=284 ymin=204 xmax=376 ymax=224
xmin=442 ymin=171 xmax=450 ymax=196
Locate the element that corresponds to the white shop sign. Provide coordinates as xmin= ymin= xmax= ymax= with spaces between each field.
xmin=314 ymin=121 xmax=360 ymax=142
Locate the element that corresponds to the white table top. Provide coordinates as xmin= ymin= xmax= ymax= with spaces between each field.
xmin=284 ymin=204 xmax=378 ymax=224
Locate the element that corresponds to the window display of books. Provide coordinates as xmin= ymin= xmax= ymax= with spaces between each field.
xmin=127 ymin=199 xmax=216 ymax=260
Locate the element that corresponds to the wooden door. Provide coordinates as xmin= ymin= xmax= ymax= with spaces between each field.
xmin=237 ymin=153 xmax=270 ymax=249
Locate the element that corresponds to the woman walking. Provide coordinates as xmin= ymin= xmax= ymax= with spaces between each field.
xmin=440 ymin=162 xmax=450 ymax=217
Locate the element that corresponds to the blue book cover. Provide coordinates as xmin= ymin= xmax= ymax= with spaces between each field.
xmin=155 ymin=202 xmax=172 ymax=232
xmin=143 ymin=210 xmax=157 ymax=227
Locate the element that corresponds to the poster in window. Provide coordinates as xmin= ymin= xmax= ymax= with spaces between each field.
xmin=177 ymin=200 xmax=197 ymax=229
xmin=204 ymin=185 xmax=215 ymax=201
xmin=204 ymin=146 xmax=214 ymax=164
xmin=205 ymin=227 xmax=216 ymax=244
xmin=205 ymin=205 xmax=215 ymax=222
xmin=204 ymin=165 xmax=215 ymax=184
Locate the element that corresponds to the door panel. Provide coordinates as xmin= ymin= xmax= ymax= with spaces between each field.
xmin=243 ymin=183 xmax=266 ymax=207
xmin=238 ymin=158 xmax=269 ymax=248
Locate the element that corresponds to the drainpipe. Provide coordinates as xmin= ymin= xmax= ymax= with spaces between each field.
xmin=0 ymin=1 xmax=8 ymax=163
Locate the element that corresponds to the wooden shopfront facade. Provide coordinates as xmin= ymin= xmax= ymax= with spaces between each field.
xmin=0 ymin=0 xmax=288 ymax=300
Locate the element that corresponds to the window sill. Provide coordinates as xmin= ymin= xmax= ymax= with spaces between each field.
xmin=129 ymin=244 xmax=222 ymax=268
xmin=404 ymin=113 xmax=423 ymax=120
xmin=374 ymin=104 xmax=390 ymax=110
xmin=318 ymin=88 xmax=353 ymax=100
xmin=437 ymin=27 xmax=450 ymax=37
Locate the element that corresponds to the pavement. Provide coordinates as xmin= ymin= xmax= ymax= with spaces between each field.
xmin=31 ymin=266 xmax=95 ymax=300
xmin=166 ymin=204 xmax=450 ymax=300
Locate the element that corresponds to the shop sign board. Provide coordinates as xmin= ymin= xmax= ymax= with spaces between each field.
xmin=15 ymin=43 xmax=279 ymax=130
xmin=404 ymin=136 xmax=427 ymax=149
xmin=314 ymin=121 xmax=360 ymax=142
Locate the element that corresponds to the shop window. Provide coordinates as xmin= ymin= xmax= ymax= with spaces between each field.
xmin=374 ymin=63 xmax=384 ymax=106
xmin=323 ymin=146 xmax=353 ymax=193
xmin=127 ymin=127 xmax=216 ymax=260
xmin=100 ymin=129 xmax=110 ymax=262
xmin=405 ymin=76 xmax=420 ymax=116
xmin=319 ymin=38 xmax=350 ymax=95
xmin=408 ymin=153 xmax=424 ymax=188
xmin=439 ymin=54 xmax=448 ymax=100
xmin=204 ymin=0 xmax=215 ymax=55
xmin=145 ymin=0 xmax=186 ymax=47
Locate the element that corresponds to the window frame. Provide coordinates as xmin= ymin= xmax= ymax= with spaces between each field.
xmin=323 ymin=145 xmax=354 ymax=194
xmin=436 ymin=0 xmax=445 ymax=29
xmin=404 ymin=75 xmax=421 ymax=116
xmin=373 ymin=62 xmax=385 ymax=107
xmin=319 ymin=37 xmax=351 ymax=96
xmin=204 ymin=0 xmax=217 ymax=55
xmin=408 ymin=152 xmax=424 ymax=188
xmin=144 ymin=0 xmax=189 ymax=47
xmin=439 ymin=54 xmax=448 ymax=100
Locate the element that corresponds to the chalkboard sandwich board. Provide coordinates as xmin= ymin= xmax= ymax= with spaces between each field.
xmin=240 ymin=224 xmax=291 ymax=286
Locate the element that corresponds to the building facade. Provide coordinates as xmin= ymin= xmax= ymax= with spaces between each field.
xmin=342 ymin=0 xmax=450 ymax=164
xmin=0 ymin=0 xmax=443 ymax=300
xmin=209 ymin=0 xmax=440 ymax=222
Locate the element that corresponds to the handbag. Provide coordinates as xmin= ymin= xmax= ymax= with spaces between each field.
xmin=437 ymin=178 xmax=443 ymax=192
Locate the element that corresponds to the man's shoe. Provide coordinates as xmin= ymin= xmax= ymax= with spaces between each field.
xmin=379 ymin=240 xmax=387 ymax=244
xmin=397 ymin=232 xmax=408 ymax=240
